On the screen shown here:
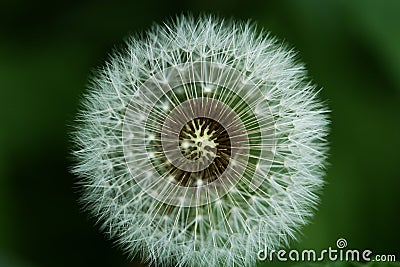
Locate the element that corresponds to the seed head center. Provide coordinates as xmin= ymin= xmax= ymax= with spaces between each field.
xmin=180 ymin=120 xmax=218 ymax=161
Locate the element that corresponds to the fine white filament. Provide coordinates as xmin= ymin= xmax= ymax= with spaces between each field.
xmin=72 ymin=15 xmax=329 ymax=267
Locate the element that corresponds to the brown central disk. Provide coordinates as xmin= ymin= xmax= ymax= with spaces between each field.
xmin=171 ymin=117 xmax=231 ymax=187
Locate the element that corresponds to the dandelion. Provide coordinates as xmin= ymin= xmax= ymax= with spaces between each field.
xmin=72 ymin=15 xmax=329 ymax=267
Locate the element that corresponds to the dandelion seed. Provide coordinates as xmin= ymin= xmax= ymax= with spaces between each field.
xmin=71 ymin=15 xmax=329 ymax=267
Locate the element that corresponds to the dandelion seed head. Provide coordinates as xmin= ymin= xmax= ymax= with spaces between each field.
xmin=72 ymin=14 xmax=329 ymax=267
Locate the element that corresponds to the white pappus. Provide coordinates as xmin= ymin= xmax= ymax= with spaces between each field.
xmin=71 ymin=15 xmax=329 ymax=267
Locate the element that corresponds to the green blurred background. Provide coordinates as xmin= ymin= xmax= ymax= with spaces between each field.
xmin=0 ymin=0 xmax=399 ymax=266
